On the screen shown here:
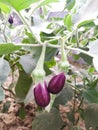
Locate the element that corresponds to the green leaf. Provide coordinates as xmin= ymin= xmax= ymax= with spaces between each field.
xmin=52 ymin=85 xmax=73 ymax=108
xmin=0 ymin=43 xmax=21 ymax=56
xmin=24 ymin=46 xmax=58 ymax=62
xmin=0 ymin=58 xmax=10 ymax=102
xmin=0 ymin=2 xmax=10 ymax=13
xmin=40 ymin=32 xmax=58 ymax=44
xmin=44 ymin=58 xmax=56 ymax=76
xmin=45 ymin=47 xmax=58 ymax=61
xmin=82 ymin=88 xmax=98 ymax=103
xmin=88 ymin=67 xmax=95 ymax=74
xmin=84 ymin=103 xmax=98 ymax=129
xmin=22 ymin=30 xmax=36 ymax=44
xmin=0 ymin=0 xmax=39 ymax=11
xmin=44 ymin=62 xmax=51 ymax=76
xmin=0 ymin=58 xmax=10 ymax=83
xmin=66 ymin=0 xmax=76 ymax=10
xmin=64 ymin=14 xmax=73 ymax=31
xmin=77 ymin=19 xmax=94 ymax=28
xmin=40 ymin=32 xmax=58 ymax=61
xmin=0 ymin=56 xmax=9 ymax=100
xmin=45 ymin=58 xmax=56 ymax=68
xmin=89 ymin=78 xmax=98 ymax=89
xmin=79 ymin=53 xmax=92 ymax=65
xmin=15 ymin=70 xmax=32 ymax=100
xmin=17 ymin=107 xmax=26 ymax=119
xmin=19 ymin=54 xmax=38 ymax=74
xmin=32 ymin=108 xmax=64 ymax=130
xmin=2 ymin=101 xmax=11 ymax=113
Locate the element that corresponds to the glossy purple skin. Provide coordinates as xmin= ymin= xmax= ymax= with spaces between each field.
xmin=34 ymin=82 xmax=50 ymax=107
xmin=8 ymin=16 xmax=13 ymax=24
xmin=48 ymin=72 xmax=66 ymax=94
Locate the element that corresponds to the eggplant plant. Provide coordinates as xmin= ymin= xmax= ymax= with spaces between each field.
xmin=0 ymin=0 xmax=98 ymax=129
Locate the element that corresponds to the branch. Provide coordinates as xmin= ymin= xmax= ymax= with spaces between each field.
xmin=16 ymin=11 xmax=42 ymax=44
xmin=66 ymin=46 xmax=94 ymax=57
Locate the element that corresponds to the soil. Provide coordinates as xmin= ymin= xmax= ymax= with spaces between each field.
xmin=0 ymin=74 xmax=36 ymax=130
xmin=0 ymin=99 xmax=36 ymax=130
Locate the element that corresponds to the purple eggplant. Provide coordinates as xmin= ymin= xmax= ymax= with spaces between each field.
xmin=8 ymin=15 xmax=13 ymax=24
xmin=48 ymin=72 xmax=66 ymax=94
xmin=34 ymin=81 xmax=50 ymax=107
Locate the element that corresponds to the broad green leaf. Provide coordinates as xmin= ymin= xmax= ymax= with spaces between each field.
xmin=40 ymin=32 xmax=58 ymax=44
xmin=23 ymin=46 xmax=42 ymax=56
xmin=52 ymin=85 xmax=73 ymax=108
xmin=23 ymin=49 xmax=55 ymax=75
xmin=45 ymin=47 xmax=58 ymax=61
xmin=15 ymin=70 xmax=32 ymax=100
xmin=64 ymin=14 xmax=73 ymax=31
xmin=40 ymin=32 xmax=58 ymax=61
xmin=17 ymin=107 xmax=26 ymax=119
xmin=0 ymin=0 xmax=39 ymax=11
xmin=24 ymin=85 xmax=34 ymax=104
xmin=19 ymin=54 xmax=38 ymax=74
xmin=79 ymin=53 xmax=92 ymax=65
xmin=0 ymin=2 xmax=10 ymax=13
xmin=22 ymin=30 xmax=36 ymax=44
xmin=2 ymin=101 xmax=11 ymax=113
xmin=44 ymin=63 xmax=51 ymax=76
xmin=88 ymin=78 xmax=98 ymax=89
xmin=24 ymin=46 xmax=58 ymax=62
xmin=77 ymin=19 xmax=94 ymax=28
xmin=45 ymin=58 xmax=56 ymax=68
xmin=0 ymin=43 xmax=21 ymax=56
xmin=0 ymin=57 xmax=10 ymax=102
xmin=19 ymin=48 xmax=56 ymax=75
xmin=80 ymin=39 xmax=88 ymax=46
xmin=0 ymin=57 xmax=10 ymax=83
xmin=82 ymin=88 xmax=98 ymax=103
xmin=84 ymin=103 xmax=98 ymax=129
xmin=88 ymin=67 xmax=95 ymax=74
xmin=32 ymin=108 xmax=64 ymax=130
xmin=44 ymin=58 xmax=56 ymax=75
xmin=66 ymin=0 xmax=76 ymax=10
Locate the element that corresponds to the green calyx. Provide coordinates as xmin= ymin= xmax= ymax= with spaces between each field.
xmin=32 ymin=44 xmax=46 ymax=83
xmin=58 ymin=60 xmax=69 ymax=73
xmin=58 ymin=38 xmax=69 ymax=73
xmin=32 ymin=68 xmax=45 ymax=83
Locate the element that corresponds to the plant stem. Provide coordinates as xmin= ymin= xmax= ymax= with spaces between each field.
xmin=14 ymin=42 xmax=60 ymax=48
xmin=14 ymin=42 xmax=94 ymax=57
xmin=16 ymin=11 xmax=41 ymax=44
xmin=60 ymin=38 xmax=66 ymax=61
xmin=66 ymin=46 xmax=94 ymax=57
xmin=14 ymin=42 xmax=94 ymax=58
xmin=32 ymin=44 xmax=46 ymax=83
xmin=36 ymin=44 xmax=46 ymax=70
